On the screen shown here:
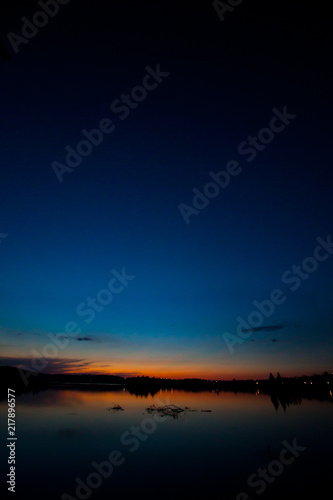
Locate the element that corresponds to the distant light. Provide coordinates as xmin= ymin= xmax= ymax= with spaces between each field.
xmin=310 ymin=382 xmax=313 ymax=384
xmin=304 ymin=382 xmax=306 ymax=384
xmin=256 ymin=381 xmax=258 ymax=384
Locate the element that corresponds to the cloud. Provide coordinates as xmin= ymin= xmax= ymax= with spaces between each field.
xmin=77 ymin=336 xmax=96 ymax=342
xmin=0 ymin=326 xmax=25 ymax=336
xmin=89 ymin=333 xmax=125 ymax=344
xmin=0 ymin=356 xmax=95 ymax=374
xmin=241 ymin=324 xmax=285 ymax=334
xmin=250 ymin=337 xmax=279 ymax=343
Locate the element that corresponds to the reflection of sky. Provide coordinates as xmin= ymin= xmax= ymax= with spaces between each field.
xmin=0 ymin=389 xmax=332 ymax=499
xmin=0 ymin=1 xmax=332 ymax=380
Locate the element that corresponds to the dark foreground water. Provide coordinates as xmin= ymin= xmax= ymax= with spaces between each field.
xmin=1 ymin=387 xmax=332 ymax=499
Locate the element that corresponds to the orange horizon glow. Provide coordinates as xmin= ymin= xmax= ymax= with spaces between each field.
xmin=5 ymin=333 xmax=331 ymax=383
xmin=7 ymin=351 xmax=330 ymax=381
xmin=44 ymin=364 xmax=261 ymax=380
xmin=45 ymin=365 xmax=323 ymax=381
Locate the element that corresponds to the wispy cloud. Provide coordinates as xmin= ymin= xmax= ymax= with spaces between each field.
xmin=241 ymin=324 xmax=285 ymax=334
xmin=77 ymin=336 xmax=99 ymax=342
xmin=250 ymin=337 xmax=280 ymax=343
xmin=0 ymin=356 xmax=95 ymax=374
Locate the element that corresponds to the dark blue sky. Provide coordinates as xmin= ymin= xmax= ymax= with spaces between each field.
xmin=0 ymin=0 xmax=332 ymax=378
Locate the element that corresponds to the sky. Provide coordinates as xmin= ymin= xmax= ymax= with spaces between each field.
xmin=0 ymin=0 xmax=332 ymax=379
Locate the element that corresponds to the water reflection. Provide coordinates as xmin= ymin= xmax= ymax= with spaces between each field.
xmin=270 ymin=393 xmax=302 ymax=411
xmin=0 ymin=387 xmax=332 ymax=499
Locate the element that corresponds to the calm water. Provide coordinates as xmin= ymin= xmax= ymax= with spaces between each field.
xmin=1 ymin=388 xmax=332 ymax=499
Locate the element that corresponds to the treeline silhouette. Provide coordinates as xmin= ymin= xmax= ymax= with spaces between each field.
xmin=0 ymin=366 xmax=124 ymax=398
xmin=0 ymin=365 xmax=49 ymax=399
xmin=125 ymin=373 xmax=333 ymax=407
xmin=1 ymin=366 xmax=332 ymax=409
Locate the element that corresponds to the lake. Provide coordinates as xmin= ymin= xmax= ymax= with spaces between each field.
xmin=1 ymin=387 xmax=332 ymax=499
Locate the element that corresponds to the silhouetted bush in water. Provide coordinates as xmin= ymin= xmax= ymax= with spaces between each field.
xmin=107 ymin=403 xmax=124 ymax=411
xmin=146 ymin=404 xmax=186 ymax=418
xmin=146 ymin=404 xmax=211 ymax=418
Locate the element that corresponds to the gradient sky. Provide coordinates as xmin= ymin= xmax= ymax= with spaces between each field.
xmin=0 ymin=0 xmax=332 ymax=379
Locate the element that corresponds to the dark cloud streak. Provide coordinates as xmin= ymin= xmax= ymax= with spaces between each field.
xmin=77 ymin=336 xmax=100 ymax=342
xmin=0 ymin=356 xmax=95 ymax=374
xmin=241 ymin=325 xmax=285 ymax=334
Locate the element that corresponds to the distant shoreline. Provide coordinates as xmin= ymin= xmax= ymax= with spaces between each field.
xmin=1 ymin=366 xmax=332 ymax=405
xmin=49 ymin=382 xmax=125 ymax=386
